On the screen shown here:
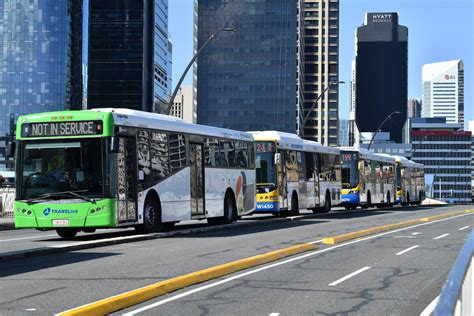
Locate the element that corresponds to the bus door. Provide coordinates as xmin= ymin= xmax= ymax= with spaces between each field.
xmin=189 ymin=143 xmax=205 ymax=216
xmin=117 ymin=137 xmax=138 ymax=223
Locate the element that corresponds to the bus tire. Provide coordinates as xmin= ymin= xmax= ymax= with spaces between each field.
xmin=290 ymin=192 xmax=299 ymax=216
xmin=386 ymin=192 xmax=391 ymax=207
xmin=322 ymin=191 xmax=331 ymax=213
xmin=56 ymin=228 xmax=78 ymax=239
xmin=137 ymin=194 xmax=162 ymax=233
xmin=208 ymin=191 xmax=236 ymax=225
xmin=406 ymin=192 xmax=410 ymax=205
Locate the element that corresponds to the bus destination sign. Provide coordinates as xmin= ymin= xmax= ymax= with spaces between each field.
xmin=22 ymin=121 xmax=103 ymax=138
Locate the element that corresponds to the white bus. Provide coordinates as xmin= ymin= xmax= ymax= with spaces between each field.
xmin=394 ymin=156 xmax=425 ymax=205
xmin=250 ymin=131 xmax=341 ymax=215
xmin=14 ymin=108 xmax=256 ymax=238
xmin=340 ymin=148 xmax=396 ymax=210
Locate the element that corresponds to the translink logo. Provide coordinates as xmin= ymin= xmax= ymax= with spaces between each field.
xmin=43 ymin=207 xmax=78 ymax=216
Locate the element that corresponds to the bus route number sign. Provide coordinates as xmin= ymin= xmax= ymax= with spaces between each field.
xmin=22 ymin=121 xmax=103 ymax=138
xmin=256 ymin=142 xmax=275 ymax=153
xmin=342 ymin=153 xmax=356 ymax=161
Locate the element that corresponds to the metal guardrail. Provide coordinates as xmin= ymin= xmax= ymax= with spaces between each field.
xmin=0 ymin=187 xmax=15 ymax=218
xmin=433 ymin=230 xmax=473 ymax=316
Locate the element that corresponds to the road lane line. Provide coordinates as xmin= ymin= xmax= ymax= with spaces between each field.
xmin=0 ymin=234 xmax=57 ymax=242
xmin=396 ymin=245 xmax=419 ymax=256
xmin=412 ymin=232 xmax=420 ymax=235
xmin=122 ymin=213 xmax=474 ymax=315
xmin=420 ymin=295 xmax=439 ymax=316
xmin=60 ymin=211 xmax=473 ymax=316
xmin=433 ymin=233 xmax=449 ymax=240
xmin=458 ymin=226 xmax=469 ymax=231
xmin=328 ymin=266 xmax=371 ymax=286
xmin=308 ymin=239 xmax=323 ymax=244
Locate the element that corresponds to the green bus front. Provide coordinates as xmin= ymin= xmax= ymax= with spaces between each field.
xmin=14 ymin=111 xmax=117 ymax=235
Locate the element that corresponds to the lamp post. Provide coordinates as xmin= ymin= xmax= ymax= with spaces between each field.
xmin=165 ymin=27 xmax=237 ymax=115
xmin=366 ymin=111 xmax=402 ymax=151
xmin=302 ymin=80 xmax=345 ymax=138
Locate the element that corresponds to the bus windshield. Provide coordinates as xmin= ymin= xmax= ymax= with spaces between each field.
xmin=255 ymin=141 xmax=277 ymax=192
xmin=18 ymin=139 xmax=104 ymax=200
xmin=341 ymin=151 xmax=359 ymax=189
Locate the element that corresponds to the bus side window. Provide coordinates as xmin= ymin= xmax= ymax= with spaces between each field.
xmin=235 ymin=142 xmax=248 ymax=168
xmin=169 ymin=134 xmax=186 ymax=172
xmin=150 ymin=132 xmax=170 ymax=183
xmin=205 ymin=138 xmax=220 ymax=167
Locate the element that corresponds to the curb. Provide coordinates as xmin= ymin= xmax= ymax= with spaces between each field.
xmin=57 ymin=243 xmax=317 ymax=316
xmin=322 ymin=209 xmax=473 ymax=245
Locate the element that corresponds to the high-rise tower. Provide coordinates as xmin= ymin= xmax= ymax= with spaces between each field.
xmin=303 ymin=0 xmax=340 ymax=146
xmin=354 ymin=12 xmax=408 ymax=144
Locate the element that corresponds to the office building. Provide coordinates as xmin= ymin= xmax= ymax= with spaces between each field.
xmin=303 ymin=0 xmax=340 ymax=146
xmin=410 ymin=118 xmax=471 ymax=203
xmin=468 ymin=120 xmax=474 ymax=201
xmin=0 ymin=0 xmax=83 ymax=171
xmin=407 ymin=98 xmax=421 ymax=118
xmin=195 ymin=0 xmax=305 ymax=134
xmin=87 ymin=0 xmax=172 ymax=113
xmin=354 ymin=12 xmax=408 ymax=143
xmin=349 ymin=60 xmax=357 ymax=145
xmin=339 ymin=119 xmax=349 ymax=146
xmin=170 ymin=85 xmax=194 ymax=123
xmin=421 ymin=60 xmax=464 ymax=125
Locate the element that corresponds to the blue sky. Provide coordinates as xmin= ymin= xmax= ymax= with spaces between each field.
xmin=169 ymin=0 xmax=473 ymax=126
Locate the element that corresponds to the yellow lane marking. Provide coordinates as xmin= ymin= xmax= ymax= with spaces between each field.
xmin=57 ymin=243 xmax=316 ymax=316
xmin=322 ymin=209 xmax=473 ymax=245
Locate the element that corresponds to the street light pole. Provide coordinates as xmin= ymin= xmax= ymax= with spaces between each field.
xmin=366 ymin=111 xmax=402 ymax=151
xmin=302 ymin=80 xmax=345 ymax=138
xmin=165 ymin=27 xmax=237 ymax=115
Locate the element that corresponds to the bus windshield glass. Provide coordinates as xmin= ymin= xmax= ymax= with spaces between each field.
xmin=19 ymin=139 xmax=104 ymax=199
xmin=255 ymin=141 xmax=276 ymax=191
xmin=341 ymin=151 xmax=359 ymax=189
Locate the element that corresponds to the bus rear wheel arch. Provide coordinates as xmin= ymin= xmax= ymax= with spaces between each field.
xmin=208 ymin=189 xmax=237 ymax=225
xmin=137 ymin=191 xmax=163 ymax=233
xmin=290 ymin=191 xmax=299 ymax=216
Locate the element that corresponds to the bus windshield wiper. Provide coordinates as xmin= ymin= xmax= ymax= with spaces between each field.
xmin=26 ymin=190 xmax=96 ymax=204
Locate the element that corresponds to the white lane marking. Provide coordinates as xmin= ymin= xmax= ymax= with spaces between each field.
xmin=412 ymin=232 xmax=421 ymax=235
xmin=420 ymin=295 xmax=439 ymax=316
xmin=308 ymin=239 xmax=323 ymax=244
xmin=433 ymin=233 xmax=449 ymax=240
xmin=0 ymin=234 xmax=57 ymax=242
xmin=328 ymin=266 xmax=371 ymax=286
xmin=269 ymin=313 xmax=280 ymax=316
xmin=458 ymin=226 xmax=469 ymax=231
xmin=396 ymin=245 xmax=419 ymax=256
xmin=26 ymin=308 xmax=37 ymax=312
xmin=120 ymin=212 xmax=473 ymax=315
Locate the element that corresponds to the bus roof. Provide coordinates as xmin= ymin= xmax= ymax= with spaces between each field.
xmin=339 ymin=147 xmax=396 ymax=164
xmin=393 ymin=155 xmax=424 ymax=169
xmin=18 ymin=108 xmax=254 ymax=142
xmin=249 ymin=130 xmax=339 ymax=155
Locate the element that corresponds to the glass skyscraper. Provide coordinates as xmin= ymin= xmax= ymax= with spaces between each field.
xmin=195 ymin=0 xmax=305 ymax=134
xmin=87 ymin=0 xmax=172 ymax=113
xmin=0 ymin=0 xmax=83 ymax=170
xmin=0 ymin=0 xmax=83 ymax=134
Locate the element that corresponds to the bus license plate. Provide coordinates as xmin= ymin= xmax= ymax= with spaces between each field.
xmin=53 ymin=219 xmax=69 ymax=226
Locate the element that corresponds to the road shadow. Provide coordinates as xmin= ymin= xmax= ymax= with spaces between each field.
xmin=0 ymin=252 xmax=120 ymax=277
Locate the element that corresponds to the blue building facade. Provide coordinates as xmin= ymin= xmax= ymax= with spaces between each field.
xmin=0 ymin=0 xmax=83 ymax=170
xmin=87 ymin=0 xmax=172 ymax=113
xmin=0 ymin=0 xmax=83 ymax=134
xmin=195 ymin=0 xmax=305 ymax=133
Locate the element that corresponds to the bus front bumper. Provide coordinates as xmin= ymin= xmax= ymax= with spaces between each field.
xmin=341 ymin=191 xmax=360 ymax=205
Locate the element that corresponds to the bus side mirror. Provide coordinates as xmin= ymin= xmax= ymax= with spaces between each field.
xmin=274 ymin=153 xmax=281 ymax=165
xmin=6 ymin=141 xmax=16 ymax=158
xmin=110 ymin=137 xmax=119 ymax=153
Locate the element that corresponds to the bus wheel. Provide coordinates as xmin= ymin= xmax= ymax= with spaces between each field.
xmin=323 ymin=191 xmax=331 ymax=213
xmin=406 ymin=193 xmax=410 ymax=205
xmin=290 ymin=193 xmax=299 ymax=216
xmin=386 ymin=192 xmax=391 ymax=207
xmin=137 ymin=196 xmax=162 ymax=233
xmin=223 ymin=192 xmax=237 ymax=224
xmin=362 ymin=192 xmax=371 ymax=209
xmin=56 ymin=228 xmax=78 ymax=239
